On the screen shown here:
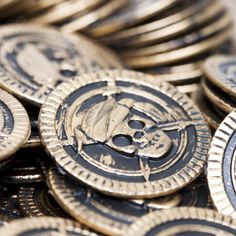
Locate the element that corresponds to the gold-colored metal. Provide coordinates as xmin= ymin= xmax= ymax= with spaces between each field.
xmin=106 ymin=0 xmax=223 ymax=47
xmin=99 ymin=0 xmax=215 ymax=44
xmin=203 ymin=55 xmax=236 ymax=98
xmin=0 ymin=88 xmax=30 ymax=162
xmin=61 ymin=0 xmax=127 ymax=33
xmin=122 ymin=12 xmax=231 ymax=57
xmin=177 ymin=83 xmax=200 ymax=94
xmin=31 ymin=0 xmax=105 ymax=25
xmin=126 ymin=207 xmax=236 ymax=236
xmin=86 ymin=0 xmax=178 ymax=37
xmin=208 ymin=110 xmax=236 ymax=218
xmin=40 ymin=69 xmax=210 ymax=198
xmin=0 ymin=217 xmax=98 ymax=235
xmin=0 ymin=24 xmax=123 ymax=106
xmin=125 ymin=26 xmax=232 ymax=68
xmin=202 ymin=79 xmax=235 ymax=113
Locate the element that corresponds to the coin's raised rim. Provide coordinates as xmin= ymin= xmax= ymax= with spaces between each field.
xmin=39 ymin=69 xmax=210 ymax=198
xmin=126 ymin=207 xmax=236 ymax=235
xmin=0 ymin=88 xmax=30 ymax=162
xmin=0 ymin=216 xmax=98 ymax=235
xmin=0 ymin=24 xmax=123 ymax=106
xmin=207 ymin=110 xmax=236 ymax=218
xmin=203 ymin=55 xmax=236 ymax=98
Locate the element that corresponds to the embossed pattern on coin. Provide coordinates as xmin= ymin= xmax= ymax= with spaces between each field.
xmin=40 ymin=69 xmax=211 ymax=198
xmin=0 ymin=88 xmax=30 ymax=162
xmin=0 ymin=24 xmax=123 ymax=105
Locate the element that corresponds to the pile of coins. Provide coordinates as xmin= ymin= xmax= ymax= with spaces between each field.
xmin=0 ymin=0 xmax=236 ymax=236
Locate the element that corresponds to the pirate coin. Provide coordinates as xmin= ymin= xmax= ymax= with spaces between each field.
xmin=208 ymin=110 xmax=236 ymax=218
xmin=0 ymin=24 xmax=123 ymax=106
xmin=49 ymin=167 xmax=211 ymax=236
xmin=127 ymin=207 xmax=236 ymax=236
xmin=40 ymin=69 xmax=211 ymax=198
xmin=0 ymin=88 xmax=30 ymax=162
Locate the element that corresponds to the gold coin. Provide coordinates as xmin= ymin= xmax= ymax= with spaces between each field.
xmin=99 ymin=0 xmax=215 ymax=45
xmin=191 ymin=89 xmax=223 ymax=130
xmin=0 ymin=88 xmax=30 ymax=162
xmin=31 ymin=0 xmax=106 ymax=25
xmin=208 ymin=110 xmax=236 ymax=218
xmin=85 ymin=0 xmax=178 ymax=37
xmin=203 ymin=55 xmax=236 ymax=98
xmin=202 ymin=79 xmax=235 ymax=113
xmin=40 ymin=69 xmax=211 ymax=198
xmin=177 ymin=83 xmax=200 ymax=94
xmin=108 ymin=0 xmax=223 ymax=48
xmin=126 ymin=207 xmax=236 ymax=235
xmin=122 ymin=11 xmax=231 ymax=57
xmin=125 ymin=26 xmax=232 ymax=68
xmin=0 ymin=24 xmax=123 ymax=106
xmin=0 ymin=217 xmax=98 ymax=235
xmin=48 ymin=167 xmax=211 ymax=236
xmin=61 ymin=0 xmax=127 ymax=33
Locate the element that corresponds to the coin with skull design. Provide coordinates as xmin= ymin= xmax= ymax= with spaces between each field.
xmin=48 ymin=167 xmax=211 ymax=236
xmin=0 ymin=24 xmax=123 ymax=106
xmin=0 ymin=88 xmax=30 ymax=162
xmin=0 ymin=217 xmax=98 ymax=235
xmin=208 ymin=110 xmax=236 ymax=219
xmin=39 ymin=69 xmax=211 ymax=198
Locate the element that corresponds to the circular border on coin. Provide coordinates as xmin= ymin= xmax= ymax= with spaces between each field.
xmin=0 ymin=216 xmax=98 ymax=235
xmin=0 ymin=88 xmax=30 ymax=162
xmin=208 ymin=109 xmax=236 ymax=218
xmin=126 ymin=207 xmax=236 ymax=236
xmin=39 ymin=69 xmax=210 ymax=198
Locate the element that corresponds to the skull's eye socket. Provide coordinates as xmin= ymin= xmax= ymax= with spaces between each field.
xmin=112 ymin=134 xmax=132 ymax=147
xmin=128 ymin=120 xmax=145 ymax=129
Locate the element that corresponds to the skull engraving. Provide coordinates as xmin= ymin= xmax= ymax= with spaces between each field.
xmin=75 ymin=97 xmax=173 ymax=159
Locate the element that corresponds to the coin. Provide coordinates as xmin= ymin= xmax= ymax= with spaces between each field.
xmin=18 ymin=183 xmax=67 ymax=217
xmin=99 ymin=0 xmax=213 ymax=45
xmin=31 ymin=0 xmax=105 ymax=25
xmin=85 ymin=0 xmax=177 ymax=37
xmin=208 ymin=110 xmax=236 ymax=218
xmin=0 ymin=24 xmax=123 ymax=106
xmin=126 ymin=207 xmax=236 ymax=235
xmin=0 ymin=88 xmax=30 ymax=162
xmin=191 ymin=89 xmax=223 ymax=130
xmin=122 ymin=11 xmax=231 ymax=56
xmin=203 ymin=55 xmax=236 ymax=98
xmin=124 ymin=26 xmax=232 ymax=68
xmin=0 ymin=217 xmax=98 ymax=235
xmin=202 ymin=79 xmax=235 ymax=113
xmin=60 ymin=0 xmax=127 ymax=33
xmin=49 ymin=167 xmax=211 ymax=236
xmin=177 ymin=83 xmax=200 ymax=94
xmin=40 ymin=69 xmax=211 ymax=198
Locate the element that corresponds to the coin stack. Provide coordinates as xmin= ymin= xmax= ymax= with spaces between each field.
xmin=191 ymin=55 xmax=236 ymax=130
xmin=0 ymin=1 xmax=236 ymax=236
